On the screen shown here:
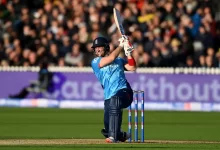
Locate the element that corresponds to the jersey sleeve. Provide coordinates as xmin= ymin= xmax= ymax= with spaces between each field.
xmin=91 ymin=57 xmax=102 ymax=72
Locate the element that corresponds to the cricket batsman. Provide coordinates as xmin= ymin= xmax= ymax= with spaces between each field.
xmin=91 ymin=35 xmax=136 ymax=143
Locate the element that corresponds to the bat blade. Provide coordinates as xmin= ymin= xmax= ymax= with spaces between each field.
xmin=113 ymin=8 xmax=125 ymax=35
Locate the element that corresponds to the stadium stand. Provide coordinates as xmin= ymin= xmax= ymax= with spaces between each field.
xmin=0 ymin=0 xmax=220 ymax=68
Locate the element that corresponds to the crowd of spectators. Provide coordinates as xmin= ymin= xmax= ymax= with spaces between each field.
xmin=0 ymin=0 xmax=220 ymax=68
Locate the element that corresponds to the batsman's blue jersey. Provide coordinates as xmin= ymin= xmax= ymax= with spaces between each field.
xmin=91 ymin=57 xmax=128 ymax=100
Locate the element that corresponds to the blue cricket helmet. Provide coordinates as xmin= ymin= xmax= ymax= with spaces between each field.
xmin=91 ymin=37 xmax=110 ymax=52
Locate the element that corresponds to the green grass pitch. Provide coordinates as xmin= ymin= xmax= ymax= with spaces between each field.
xmin=0 ymin=107 xmax=220 ymax=150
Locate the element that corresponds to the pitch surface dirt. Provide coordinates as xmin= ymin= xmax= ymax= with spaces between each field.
xmin=0 ymin=139 xmax=220 ymax=145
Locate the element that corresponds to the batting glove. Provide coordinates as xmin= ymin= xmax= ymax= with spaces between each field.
xmin=124 ymin=40 xmax=134 ymax=56
xmin=118 ymin=35 xmax=129 ymax=47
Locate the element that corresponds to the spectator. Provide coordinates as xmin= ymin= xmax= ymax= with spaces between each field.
xmin=195 ymin=25 xmax=214 ymax=50
xmin=216 ymin=50 xmax=220 ymax=67
xmin=20 ymin=48 xmax=31 ymax=66
xmin=205 ymin=55 xmax=215 ymax=67
xmin=48 ymin=43 xmax=60 ymax=65
xmin=144 ymin=32 xmax=154 ymax=53
xmin=185 ymin=56 xmax=195 ymax=67
xmin=58 ymin=57 xmax=65 ymax=67
xmin=0 ymin=41 xmax=6 ymax=60
xmin=160 ymin=44 xmax=173 ymax=67
xmin=60 ymin=36 xmax=72 ymax=57
xmin=1 ymin=59 xmax=9 ymax=66
xmin=181 ymin=34 xmax=194 ymax=62
xmin=198 ymin=55 xmax=206 ymax=67
xmin=139 ymin=52 xmax=152 ymax=67
xmin=64 ymin=43 xmax=84 ymax=67
xmin=207 ymin=47 xmax=218 ymax=65
xmin=0 ymin=0 xmax=219 ymax=68
xmin=170 ymin=38 xmax=183 ymax=67
xmin=151 ymin=48 xmax=162 ymax=67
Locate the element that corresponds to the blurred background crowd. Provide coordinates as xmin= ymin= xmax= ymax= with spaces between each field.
xmin=0 ymin=0 xmax=220 ymax=68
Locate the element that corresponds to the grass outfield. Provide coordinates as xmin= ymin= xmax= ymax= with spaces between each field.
xmin=0 ymin=144 xmax=220 ymax=150
xmin=0 ymin=107 xmax=220 ymax=150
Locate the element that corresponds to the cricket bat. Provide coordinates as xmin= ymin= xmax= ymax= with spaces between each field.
xmin=113 ymin=8 xmax=125 ymax=36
